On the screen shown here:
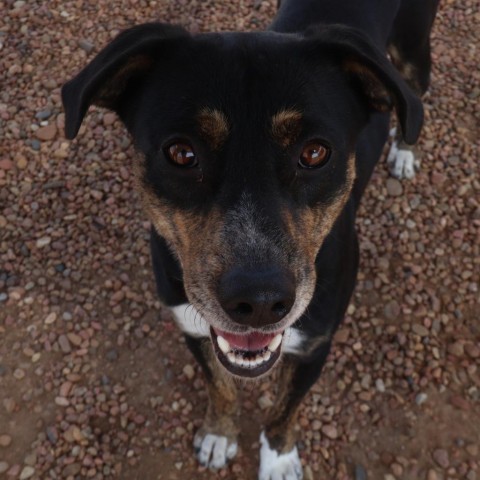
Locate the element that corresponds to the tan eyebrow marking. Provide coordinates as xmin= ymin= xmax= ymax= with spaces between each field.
xmin=197 ymin=107 xmax=230 ymax=150
xmin=271 ymin=109 xmax=303 ymax=148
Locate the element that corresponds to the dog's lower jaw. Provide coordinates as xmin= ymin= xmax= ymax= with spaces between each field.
xmin=170 ymin=303 xmax=308 ymax=377
xmin=258 ymin=431 xmax=303 ymax=480
xmin=211 ymin=328 xmax=284 ymax=378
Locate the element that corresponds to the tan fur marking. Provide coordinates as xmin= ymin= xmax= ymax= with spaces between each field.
xmin=95 ymin=54 xmax=153 ymax=108
xmin=388 ymin=45 xmax=421 ymax=94
xmin=196 ymin=340 xmax=239 ymax=439
xmin=134 ymin=156 xmax=230 ymax=327
xmin=265 ymin=359 xmax=299 ymax=453
xmin=283 ymin=154 xmax=356 ymax=266
xmin=197 ymin=108 xmax=230 ymax=150
xmin=271 ymin=109 xmax=303 ymax=148
xmin=343 ymin=59 xmax=392 ymax=112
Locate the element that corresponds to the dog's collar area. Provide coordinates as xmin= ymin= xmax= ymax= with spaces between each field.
xmin=211 ymin=327 xmax=283 ymax=377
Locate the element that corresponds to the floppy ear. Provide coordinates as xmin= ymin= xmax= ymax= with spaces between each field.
xmin=61 ymin=22 xmax=189 ymax=139
xmin=304 ymin=25 xmax=423 ymax=144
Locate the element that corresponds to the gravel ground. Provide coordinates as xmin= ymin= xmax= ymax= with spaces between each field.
xmin=0 ymin=0 xmax=479 ymax=479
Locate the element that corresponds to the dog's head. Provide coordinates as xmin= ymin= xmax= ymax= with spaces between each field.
xmin=62 ymin=22 xmax=422 ymax=378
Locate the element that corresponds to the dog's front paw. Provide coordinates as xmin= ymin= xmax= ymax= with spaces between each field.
xmin=387 ymin=131 xmax=418 ymax=180
xmin=194 ymin=430 xmax=238 ymax=469
xmin=258 ymin=431 xmax=303 ymax=480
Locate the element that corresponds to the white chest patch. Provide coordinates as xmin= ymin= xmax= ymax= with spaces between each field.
xmin=282 ymin=327 xmax=306 ymax=355
xmin=258 ymin=431 xmax=303 ymax=480
xmin=170 ymin=303 xmax=209 ymax=337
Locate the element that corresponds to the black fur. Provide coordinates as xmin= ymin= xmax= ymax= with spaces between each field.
xmin=62 ymin=0 xmax=438 ymax=474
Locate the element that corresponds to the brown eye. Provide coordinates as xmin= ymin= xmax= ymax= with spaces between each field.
xmin=298 ymin=142 xmax=330 ymax=169
xmin=165 ymin=142 xmax=198 ymax=168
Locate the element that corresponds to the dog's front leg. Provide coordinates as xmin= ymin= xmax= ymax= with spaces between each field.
xmin=184 ymin=335 xmax=239 ymax=469
xmin=259 ymin=344 xmax=331 ymax=480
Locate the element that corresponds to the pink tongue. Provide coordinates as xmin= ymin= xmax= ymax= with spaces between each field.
xmin=214 ymin=329 xmax=277 ymax=351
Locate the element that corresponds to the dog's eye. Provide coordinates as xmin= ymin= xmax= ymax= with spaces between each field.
xmin=298 ymin=142 xmax=330 ymax=169
xmin=164 ymin=142 xmax=198 ymax=168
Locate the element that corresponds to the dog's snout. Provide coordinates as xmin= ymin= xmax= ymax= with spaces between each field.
xmin=218 ymin=268 xmax=296 ymax=328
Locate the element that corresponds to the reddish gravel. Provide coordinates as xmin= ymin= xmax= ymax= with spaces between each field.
xmin=0 ymin=1 xmax=479 ymax=479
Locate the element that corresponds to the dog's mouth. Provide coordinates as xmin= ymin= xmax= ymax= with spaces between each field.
xmin=210 ymin=327 xmax=283 ymax=378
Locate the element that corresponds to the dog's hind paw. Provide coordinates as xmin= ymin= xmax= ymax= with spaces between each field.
xmin=258 ymin=432 xmax=303 ymax=480
xmin=194 ymin=431 xmax=238 ymax=469
xmin=387 ymin=140 xmax=418 ymax=180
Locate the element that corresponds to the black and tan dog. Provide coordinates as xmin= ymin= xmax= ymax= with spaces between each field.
xmin=62 ymin=0 xmax=438 ymax=477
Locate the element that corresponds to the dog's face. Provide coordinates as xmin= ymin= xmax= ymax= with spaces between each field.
xmin=62 ymin=24 xmax=422 ymax=378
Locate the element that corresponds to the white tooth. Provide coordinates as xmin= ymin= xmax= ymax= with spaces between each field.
xmin=217 ymin=336 xmax=231 ymax=354
xmin=268 ymin=333 xmax=283 ymax=352
xmin=263 ymin=350 xmax=272 ymax=361
xmin=227 ymin=352 xmax=236 ymax=364
xmin=233 ymin=354 xmax=242 ymax=366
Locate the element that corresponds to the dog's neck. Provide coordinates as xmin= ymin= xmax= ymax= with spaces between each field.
xmin=271 ymin=0 xmax=400 ymax=47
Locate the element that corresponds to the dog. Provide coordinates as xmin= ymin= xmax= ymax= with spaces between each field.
xmin=62 ymin=0 xmax=439 ymax=478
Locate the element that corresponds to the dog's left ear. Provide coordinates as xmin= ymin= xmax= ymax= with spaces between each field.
xmin=304 ymin=25 xmax=423 ymax=144
xmin=62 ymin=22 xmax=189 ymax=139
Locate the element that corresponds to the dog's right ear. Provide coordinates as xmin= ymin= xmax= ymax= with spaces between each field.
xmin=62 ymin=23 xmax=189 ymax=139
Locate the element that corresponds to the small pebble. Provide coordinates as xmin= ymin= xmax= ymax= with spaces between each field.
xmin=54 ymin=397 xmax=69 ymax=407
xmin=13 ymin=369 xmax=25 ymax=380
xmin=78 ymin=39 xmax=95 ymax=53
xmin=58 ymin=335 xmax=72 ymax=353
xmin=415 ymin=393 xmax=428 ymax=405
xmin=35 ymin=124 xmax=57 ymax=141
xmin=411 ymin=324 xmax=429 ymax=337
xmin=427 ymin=470 xmax=439 ymax=480
xmin=106 ymin=349 xmax=118 ymax=361
xmin=36 ymin=237 xmax=51 ymax=248
xmin=466 ymin=471 xmax=477 ymax=480
xmin=44 ymin=312 xmax=57 ymax=324
xmin=29 ymin=139 xmax=41 ymax=151
xmin=375 ymin=378 xmax=386 ymax=392
xmin=432 ymin=448 xmax=449 ymax=469
xmin=321 ymin=424 xmax=338 ymax=439
xmin=35 ymin=109 xmax=52 ymax=120
xmin=386 ymin=178 xmax=403 ymax=196
xmin=183 ymin=364 xmax=195 ymax=380
xmin=355 ymin=464 xmax=367 ymax=480
xmin=19 ymin=466 xmax=35 ymax=480
xmin=0 ymin=434 xmax=12 ymax=447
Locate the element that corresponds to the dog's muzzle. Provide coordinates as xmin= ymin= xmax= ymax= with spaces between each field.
xmin=212 ymin=266 xmax=295 ymax=377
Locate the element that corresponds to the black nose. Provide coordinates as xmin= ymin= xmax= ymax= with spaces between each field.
xmin=217 ymin=267 xmax=296 ymax=328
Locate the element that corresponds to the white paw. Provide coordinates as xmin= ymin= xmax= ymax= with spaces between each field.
xmin=258 ymin=431 xmax=303 ymax=480
xmin=387 ymin=140 xmax=417 ymax=179
xmin=194 ymin=432 xmax=238 ymax=469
